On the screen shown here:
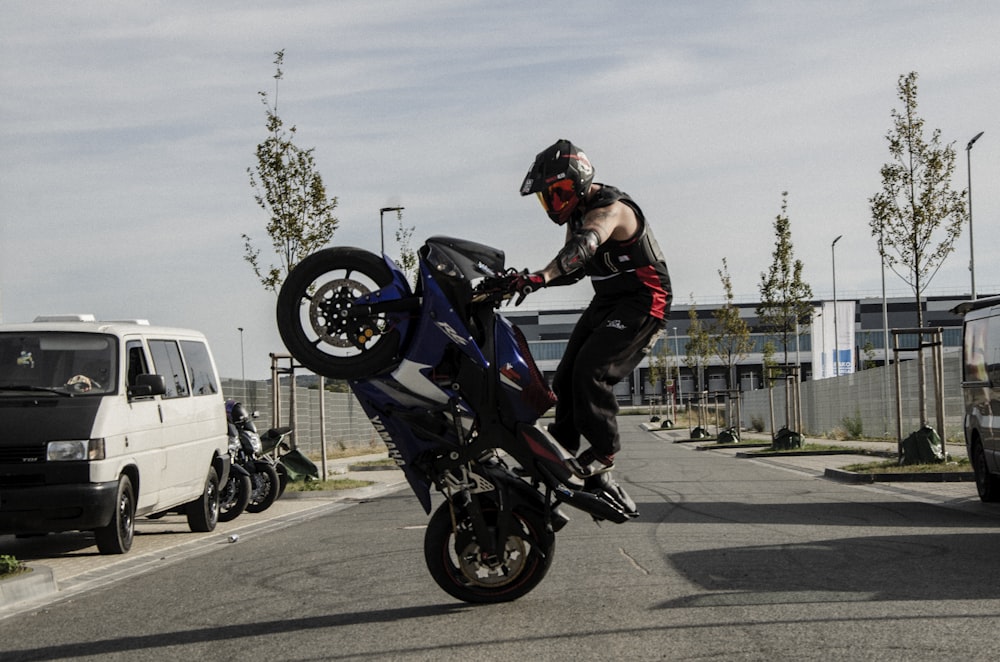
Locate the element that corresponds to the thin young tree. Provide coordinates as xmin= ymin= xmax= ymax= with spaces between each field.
xmin=757 ymin=192 xmax=813 ymax=371
xmin=869 ymin=71 xmax=967 ymax=425
xmin=711 ymin=258 xmax=753 ymax=391
xmin=711 ymin=258 xmax=753 ymax=430
xmin=244 ymin=50 xmax=339 ymax=293
xmin=685 ymin=299 xmax=713 ymax=430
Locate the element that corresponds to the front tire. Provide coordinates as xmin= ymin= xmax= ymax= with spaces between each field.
xmin=245 ymin=462 xmax=281 ymax=513
xmin=95 ymin=475 xmax=135 ymax=554
xmin=186 ymin=467 xmax=220 ymax=532
xmin=971 ymin=437 xmax=1000 ymax=502
xmin=424 ymin=501 xmax=554 ymax=604
xmin=218 ymin=472 xmax=252 ymax=522
xmin=276 ymin=247 xmax=402 ymax=379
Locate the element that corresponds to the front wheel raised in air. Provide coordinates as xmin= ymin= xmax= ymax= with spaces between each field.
xmin=424 ymin=501 xmax=554 ymax=604
xmin=276 ymin=247 xmax=402 ymax=380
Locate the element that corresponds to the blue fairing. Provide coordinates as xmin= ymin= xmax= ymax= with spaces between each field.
xmin=349 ymin=261 xmax=486 ymax=513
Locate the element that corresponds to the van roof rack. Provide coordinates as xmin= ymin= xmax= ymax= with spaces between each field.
xmin=104 ymin=319 xmax=151 ymax=325
xmin=33 ymin=314 xmax=97 ymax=323
xmin=30 ymin=315 xmax=152 ymax=325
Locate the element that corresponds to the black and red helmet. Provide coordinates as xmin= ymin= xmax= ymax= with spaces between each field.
xmin=520 ymin=139 xmax=594 ymax=225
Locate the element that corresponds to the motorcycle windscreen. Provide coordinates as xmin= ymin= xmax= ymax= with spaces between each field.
xmin=421 ymin=236 xmax=505 ymax=299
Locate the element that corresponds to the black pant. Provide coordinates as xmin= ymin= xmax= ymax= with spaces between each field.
xmin=547 ymin=298 xmax=664 ymax=458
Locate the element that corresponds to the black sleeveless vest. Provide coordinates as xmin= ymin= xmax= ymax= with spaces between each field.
xmin=570 ymin=184 xmax=672 ymax=319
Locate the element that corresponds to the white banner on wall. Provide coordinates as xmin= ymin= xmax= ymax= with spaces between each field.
xmin=811 ymin=301 xmax=856 ymax=379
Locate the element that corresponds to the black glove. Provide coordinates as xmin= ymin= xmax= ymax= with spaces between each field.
xmin=510 ymin=271 xmax=545 ymax=306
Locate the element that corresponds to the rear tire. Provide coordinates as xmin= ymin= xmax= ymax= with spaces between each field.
xmin=186 ymin=467 xmax=220 ymax=532
xmin=95 ymin=475 xmax=135 ymax=554
xmin=276 ymin=247 xmax=402 ymax=379
xmin=971 ymin=437 xmax=1000 ymax=502
xmin=424 ymin=501 xmax=554 ymax=603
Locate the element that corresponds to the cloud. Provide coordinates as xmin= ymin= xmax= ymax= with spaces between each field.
xmin=2 ymin=0 xmax=998 ymax=380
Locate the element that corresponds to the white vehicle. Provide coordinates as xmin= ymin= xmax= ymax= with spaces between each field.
xmin=0 ymin=315 xmax=230 ymax=554
xmin=957 ymin=296 xmax=1000 ymax=502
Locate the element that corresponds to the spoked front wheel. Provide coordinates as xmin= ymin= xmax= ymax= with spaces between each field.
xmin=424 ymin=501 xmax=554 ymax=604
xmin=218 ymin=472 xmax=252 ymax=522
xmin=276 ymin=247 xmax=404 ymax=379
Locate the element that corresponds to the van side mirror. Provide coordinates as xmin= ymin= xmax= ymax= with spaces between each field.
xmin=130 ymin=373 xmax=166 ymax=398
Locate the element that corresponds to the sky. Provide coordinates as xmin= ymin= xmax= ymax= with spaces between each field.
xmin=2 ymin=1 xmax=998 ymax=380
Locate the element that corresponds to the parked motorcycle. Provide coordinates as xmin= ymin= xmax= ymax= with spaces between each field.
xmin=225 ymin=400 xmax=282 ymax=514
xmin=218 ymin=427 xmax=252 ymax=522
xmin=276 ymin=236 xmax=638 ymax=603
xmin=258 ymin=426 xmax=319 ymax=498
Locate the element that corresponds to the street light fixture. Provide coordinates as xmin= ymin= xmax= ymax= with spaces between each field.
xmin=832 ymin=235 xmax=842 ymax=377
xmin=379 ymin=207 xmax=405 ymax=255
xmin=967 ymin=131 xmax=984 ymax=301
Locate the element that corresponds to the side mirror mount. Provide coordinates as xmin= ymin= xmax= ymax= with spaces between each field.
xmin=129 ymin=373 xmax=166 ymax=398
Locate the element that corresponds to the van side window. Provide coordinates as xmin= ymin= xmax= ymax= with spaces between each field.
xmin=988 ymin=314 xmax=1000 ymax=386
xmin=965 ymin=317 xmax=989 ymax=383
xmin=148 ymin=340 xmax=190 ymax=399
xmin=180 ymin=340 xmax=219 ymax=395
xmin=125 ymin=340 xmax=150 ymax=388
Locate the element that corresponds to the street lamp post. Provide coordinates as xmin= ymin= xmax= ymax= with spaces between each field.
xmin=966 ymin=131 xmax=984 ymax=301
xmin=237 ymin=327 xmax=246 ymax=392
xmin=832 ymin=235 xmax=842 ymax=377
xmin=379 ymin=206 xmax=405 ymax=255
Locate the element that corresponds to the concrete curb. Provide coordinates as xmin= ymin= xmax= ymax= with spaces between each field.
xmin=825 ymin=467 xmax=977 ymax=484
xmin=0 ymin=565 xmax=57 ymax=609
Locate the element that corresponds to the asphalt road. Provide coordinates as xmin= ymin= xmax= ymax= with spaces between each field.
xmin=3 ymin=423 xmax=1000 ymax=661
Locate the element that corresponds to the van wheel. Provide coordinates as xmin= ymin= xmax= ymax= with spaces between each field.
xmin=971 ymin=439 xmax=1000 ymax=503
xmin=95 ymin=475 xmax=135 ymax=554
xmin=186 ymin=467 xmax=220 ymax=532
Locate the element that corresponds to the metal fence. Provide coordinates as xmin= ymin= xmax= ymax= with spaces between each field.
xmin=220 ymin=379 xmax=383 ymax=457
xmin=739 ymin=355 xmax=964 ymax=442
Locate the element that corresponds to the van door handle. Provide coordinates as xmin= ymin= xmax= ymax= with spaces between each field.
xmin=158 ymin=404 xmax=163 ymax=423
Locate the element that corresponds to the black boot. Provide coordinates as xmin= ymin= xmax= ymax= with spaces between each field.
xmin=584 ymin=472 xmax=638 ymax=517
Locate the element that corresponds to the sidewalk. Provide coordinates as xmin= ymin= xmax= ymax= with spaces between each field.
xmin=645 ymin=423 xmax=983 ymax=511
xmin=0 ymin=453 xmax=407 ymax=616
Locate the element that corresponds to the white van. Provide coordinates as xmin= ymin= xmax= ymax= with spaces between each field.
xmin=0 ymin=315 xmax=230 ymax=554
xmin=957 ymin=296 xmax=1000 ymax=502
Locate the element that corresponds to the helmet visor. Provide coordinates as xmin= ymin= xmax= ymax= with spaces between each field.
xmin=536 ymin=179 xmax=578 ymax=222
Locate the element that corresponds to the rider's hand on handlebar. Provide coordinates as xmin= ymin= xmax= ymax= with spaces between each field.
xmin=510 ymin=270 xmax=545 ymax=306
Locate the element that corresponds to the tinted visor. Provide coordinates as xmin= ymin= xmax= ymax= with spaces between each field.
xmin=536 ymin=179 xmax=578 ymax=222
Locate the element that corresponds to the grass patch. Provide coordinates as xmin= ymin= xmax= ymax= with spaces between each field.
xmin=763 ymin=443 xmax=865 ymax=454
xmin=1 ymin=554 xmax=27 ymax=580
xmin=284 ymin=478 xmax=374 ymax=492
xmin=840 ymin=457 xmax=971 ymax=474
xmin=349 ymin=458 xmax=397 ymax=468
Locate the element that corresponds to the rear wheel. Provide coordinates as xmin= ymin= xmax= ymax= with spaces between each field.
xmin=971 ymin=437 xmax=1000 ymax=502
xmin=186 ymin=467 xmax=220 ymax=532
xmin=95 ymin=474 xmax=135 ymax=554
xmin=424 ymin=501 xmax=554 ymax=603
xmin=276 ymin=247 xmax=403 ymax=379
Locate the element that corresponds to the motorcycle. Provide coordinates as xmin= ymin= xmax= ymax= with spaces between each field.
xmin=224 ymin=400 xmax=282 ymax=515
xmin=258 ymin=426 xmax=319 ymax=498
xmin=276 ymin=236 xmax=638 ymax=603
xmin=218 ymin=425 xmax=252 ymax=522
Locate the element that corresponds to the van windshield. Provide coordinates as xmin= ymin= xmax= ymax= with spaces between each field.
xmin=0 ymin=332 xmax=118 ymax=395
